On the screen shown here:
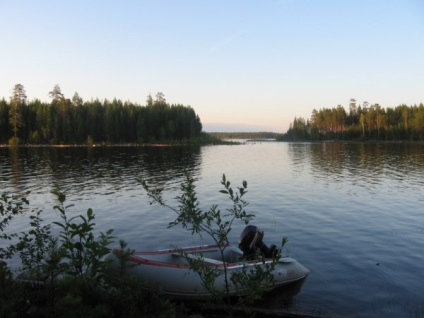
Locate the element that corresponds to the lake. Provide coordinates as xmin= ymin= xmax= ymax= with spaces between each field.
xmin=1 ymin=142 xmax=423 ymax=317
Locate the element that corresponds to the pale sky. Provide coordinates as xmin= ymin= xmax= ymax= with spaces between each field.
xmin=1 ymin=0 xmax=423 ymax=132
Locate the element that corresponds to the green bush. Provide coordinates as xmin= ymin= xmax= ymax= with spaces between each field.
xmin=142 ymin=172 xmax=284 ymax=316
xmin=0 ymin=189 xmax=181 ymax=317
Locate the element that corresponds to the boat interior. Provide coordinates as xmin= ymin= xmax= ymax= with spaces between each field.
xmin=169 ymin=246 xmax=244 ymax=266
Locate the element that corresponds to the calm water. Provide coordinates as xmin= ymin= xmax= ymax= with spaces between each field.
xmin=1 ymin=142 xmax=423 ymax=317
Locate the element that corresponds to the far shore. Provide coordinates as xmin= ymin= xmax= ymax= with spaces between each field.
xmin=1 ymin=139 xmax=423 ymax=148
xmin=0 ymin=143 xmax=196 ymax=148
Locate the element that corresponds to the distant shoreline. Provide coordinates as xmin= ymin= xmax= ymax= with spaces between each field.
xmin=1 ymin=140 xmax=423 ymax=148
xmin=0 ymin=143 xmax=189 ymax=148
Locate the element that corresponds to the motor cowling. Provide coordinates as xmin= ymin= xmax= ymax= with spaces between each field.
xmin=238 ymin=225 xmax=277 ymax=260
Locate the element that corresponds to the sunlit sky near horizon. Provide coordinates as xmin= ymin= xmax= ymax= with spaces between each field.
xmin=1 ymin=0 xmax=423 ymax=132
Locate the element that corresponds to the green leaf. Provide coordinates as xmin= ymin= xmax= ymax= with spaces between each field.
xmin=57 ymin=193 xmax=66 ymax=203
xmin=74 ymin=242 xmax=83 ymax=251
xmin=52 ymin=221 xmax=65 ymax=229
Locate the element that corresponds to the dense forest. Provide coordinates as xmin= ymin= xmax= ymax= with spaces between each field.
xmin=279 ymin=99 xmax=424 ymax=141
xmin=1 ymin=84 xmax=203 ymax=145
xmin=3 ymin=85 xmax=423 ymax=144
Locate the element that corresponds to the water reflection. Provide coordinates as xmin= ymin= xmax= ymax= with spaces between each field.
xmin=1 ymin=142 xmax=424 ymax=317
xmin=0 ymin=146 xmax=202 ymax=196
xmin=287 ymin=143 xmax=309 ymax=176
xmin=7 ymin=148 xmax=23 ymax=191
xmin=287 ymin=142 xmax=424 ymax=195
xmin=261 ymin=281 xmax=303 ymax=306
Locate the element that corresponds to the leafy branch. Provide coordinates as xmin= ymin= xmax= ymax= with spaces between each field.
xmin=142 ymin=173 xmax=250 ymax=303
xmin=51 ymin=185 xmax=114 ymax=281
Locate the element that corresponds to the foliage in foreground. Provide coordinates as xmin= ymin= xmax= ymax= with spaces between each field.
xmin=1 ymin=174 xmax=288 ymax=317
xmin=142 ymin=172 xmax=286 ymax=316
xmin=0 ymin=190 xmax=181 ymax=318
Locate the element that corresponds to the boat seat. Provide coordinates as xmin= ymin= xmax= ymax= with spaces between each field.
xmin=223 ymin=248 xmax=244 ymax=262
xmin=172 ymin=253 xmax=224 ymax=265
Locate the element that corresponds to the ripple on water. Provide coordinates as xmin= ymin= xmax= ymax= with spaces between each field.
xmin=1 ymin=143 xmax=423 ymax=318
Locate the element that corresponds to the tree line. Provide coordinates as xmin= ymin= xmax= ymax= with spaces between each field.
xmin=279 ymin=98 xmax=424 ymax=141
xmin=209 ymin=132 xmax=278 ymax=140
xmin=1 ymin=84 xmax=203 ymax=145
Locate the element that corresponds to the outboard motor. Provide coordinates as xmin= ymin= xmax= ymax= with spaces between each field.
xmin=238 ymin=225 xmax=277 ymax=260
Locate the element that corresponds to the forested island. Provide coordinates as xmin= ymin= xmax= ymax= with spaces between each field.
xmin=279 ymin=99 xmax=424 ymax=142
xmin=204 ymin=99 xmax=424 ymax=142
xmin=2 ymin=85 xmax=423 ymax=145
xmin=1 ymin=84 xmax=207 ymax=146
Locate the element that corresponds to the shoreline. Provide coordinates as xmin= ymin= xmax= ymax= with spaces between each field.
xmin=0 ymin=143 xmax=197 ymax=148
xmin=1 ymin=139 xmax=423 ymax=148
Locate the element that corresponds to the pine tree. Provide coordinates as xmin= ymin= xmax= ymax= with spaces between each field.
xmin=9 ymin=83 xmax=27 ymax=139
